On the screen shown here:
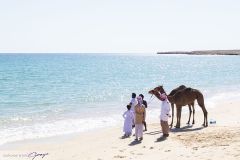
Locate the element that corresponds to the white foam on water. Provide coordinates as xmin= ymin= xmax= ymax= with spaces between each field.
xmin=0 ymin=115 xmax=122 ymax=146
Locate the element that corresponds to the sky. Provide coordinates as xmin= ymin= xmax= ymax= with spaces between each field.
xmin=0 ymin=0 xmax=240 ymax=53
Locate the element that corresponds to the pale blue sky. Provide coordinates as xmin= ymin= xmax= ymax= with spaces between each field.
xmin=0 ymin=0 xmax=239 ymax=53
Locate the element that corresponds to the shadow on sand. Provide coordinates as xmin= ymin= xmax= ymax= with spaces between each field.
xmin=120 ymin=135 xmax=131 ymax=139
xmin=170 ymin=125 xmax=204 ymax=133
xmin=155 ymin=136 xmax=168 ymax=142
xmin=129 ymin=140 xmax=142 ymax=146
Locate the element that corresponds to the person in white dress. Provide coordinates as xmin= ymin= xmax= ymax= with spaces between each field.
xmin=122 ymin=105 xmax=134 ymax=137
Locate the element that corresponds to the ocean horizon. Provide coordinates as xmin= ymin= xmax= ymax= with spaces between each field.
xmin=0 ymin=53 xmax=240 ymax=145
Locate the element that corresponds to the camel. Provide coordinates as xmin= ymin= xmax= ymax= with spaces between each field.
xmin=149 ymin=86 xmax=208 ymax=128
xmin=154 ymin=85 xmax=195 ymax=128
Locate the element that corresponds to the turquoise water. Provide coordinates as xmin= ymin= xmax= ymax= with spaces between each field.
xmin=0 ymin=54 xmax=240 ymax=144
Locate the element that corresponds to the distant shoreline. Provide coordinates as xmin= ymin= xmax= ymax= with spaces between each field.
xmin=157 ymin=50 xmax=240 ymax=55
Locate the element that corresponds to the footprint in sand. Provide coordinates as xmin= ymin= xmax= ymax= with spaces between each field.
xmin=114 ymin=155 xmax=126 ymax=159
xmin=192 ymin=147 xmax=198 ymax=150
xmin=119 ymin=149 xmax=125 ymax=152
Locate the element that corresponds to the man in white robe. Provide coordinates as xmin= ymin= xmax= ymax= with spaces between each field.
xmin=160 ymin=93 xmax=171 ymax=137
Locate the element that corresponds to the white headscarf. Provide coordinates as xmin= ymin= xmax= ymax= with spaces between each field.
xmin=160 ymin=93 xmax=167 ymax=100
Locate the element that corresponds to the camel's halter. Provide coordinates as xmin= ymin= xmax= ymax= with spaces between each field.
xmin=148 ymin=94 xmax=155 ymax=105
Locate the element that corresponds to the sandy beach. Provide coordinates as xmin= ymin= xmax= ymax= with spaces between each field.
xmin=0 ymin=96 xmax=240 ymax=160
xmin=1 ymin=0 xmax=240 ymax=159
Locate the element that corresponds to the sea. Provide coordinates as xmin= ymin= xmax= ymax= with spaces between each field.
xmin=0 ymin=53 xmax=240 ymax=145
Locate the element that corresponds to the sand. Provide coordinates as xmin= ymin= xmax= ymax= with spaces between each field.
xmin=0 ymin=99 xmax=240 ymax=160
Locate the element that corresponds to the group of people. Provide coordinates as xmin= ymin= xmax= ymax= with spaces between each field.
xmin=122 ymin=92 xmax=171 ymax=141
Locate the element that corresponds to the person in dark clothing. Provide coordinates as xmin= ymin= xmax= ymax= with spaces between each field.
xmin=139 ymin=94 xmax=148 ymax=131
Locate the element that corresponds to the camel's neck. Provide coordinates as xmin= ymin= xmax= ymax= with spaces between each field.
xmin=152 ymin=92 xmax=161 ymax=100
xmin=153 ymin=92 xmax=160 ymax=97
xmin=167 ymin=95 xmax=174 ymax=103
xmin=160 ymin=87 xmax=167 ymax=95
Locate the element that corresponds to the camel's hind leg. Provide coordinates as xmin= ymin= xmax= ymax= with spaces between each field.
xmin=170 ymin=103 xmax=174 ymax=128
xmin=202 ymin=105 xmax=208 ymax=127
xmin=187 ymin=104 xmax=192 ymax=125
xmin=197 ymin=97 xmax=208 ymax=127
xmin=191 ymin=102 xmax=195 ymax=124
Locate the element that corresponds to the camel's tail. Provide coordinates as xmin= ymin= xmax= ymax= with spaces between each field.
xmin=194 ymin=89 xmax=208 ymax=127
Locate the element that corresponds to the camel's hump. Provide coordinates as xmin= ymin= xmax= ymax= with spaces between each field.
xmin=179 ymin=85 xmax=186 ymax=88
xmin=185 ymin=87 xmax=193 ymax=91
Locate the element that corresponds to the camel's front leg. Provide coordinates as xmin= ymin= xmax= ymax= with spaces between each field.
xmin=175 ymin=106 xmax=181 ymax=128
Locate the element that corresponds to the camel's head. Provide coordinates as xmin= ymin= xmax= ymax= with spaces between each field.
xmin=148 ymin=89 xmax=160 ymax=95
xmin=154 ymin=85 xmax=165 ymax=94
xmin=148 ymin=89 xmax=156 ymax=95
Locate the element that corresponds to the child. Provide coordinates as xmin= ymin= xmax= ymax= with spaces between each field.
xmin=122 ymin=105 xmax=134 ymax=137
